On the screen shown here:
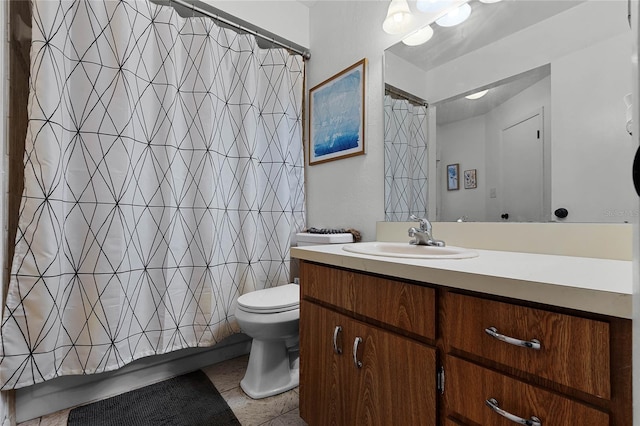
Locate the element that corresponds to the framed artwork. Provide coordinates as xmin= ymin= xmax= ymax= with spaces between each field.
xmin=447 ymin=164 xmax=459 ymax=191
xmin=309 ymin=58 xmax=366 ymax=165
xmin=464 ymin=169 xmax=477 ymax=189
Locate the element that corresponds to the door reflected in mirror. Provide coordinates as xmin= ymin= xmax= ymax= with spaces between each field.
xmin=384 ymin=0 xmax=635 ymax=223
xmin=433 ymin=65 xmax=550 ymax=222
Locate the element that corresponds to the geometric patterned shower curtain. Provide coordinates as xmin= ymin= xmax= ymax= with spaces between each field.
xmin=384 ymin=95 xmax=428 ymax=221
xmin=0 ymin=0 xmax=305 ymax=390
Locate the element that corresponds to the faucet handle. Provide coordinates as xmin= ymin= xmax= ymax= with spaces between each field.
xmin=409 ymin=214 xmax=431 ymax=231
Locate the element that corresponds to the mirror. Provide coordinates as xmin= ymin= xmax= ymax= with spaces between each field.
xmin=384 ymin=0 xmax=635 ymax=223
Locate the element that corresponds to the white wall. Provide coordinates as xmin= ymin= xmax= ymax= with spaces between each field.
xmin=552 ymin=33 xmax=635 ymax=222
xmin=438 ymin=115 xmax=486 ymax=221
xmin=632 ymin=1 xmax=640 ymax=422
xmin=305 ymin=1 xmax=433 ymax=240
xmin=385 ymin=50 xmax=427 ymax=102
xmin=205 ymin=1 xmax=310 ymax=47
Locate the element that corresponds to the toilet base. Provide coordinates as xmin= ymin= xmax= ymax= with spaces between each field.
xmin=240 ymin=339 xmax=299 ymax=399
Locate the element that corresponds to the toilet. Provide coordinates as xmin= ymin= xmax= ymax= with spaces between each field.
xmin=236 ymin=284 xmax=300 ymax=399
xmin=235 ymin=230 xmax=354 ymax=399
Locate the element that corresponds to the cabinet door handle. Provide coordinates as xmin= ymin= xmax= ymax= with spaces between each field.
xmin=332 ymin=325 xmax=342 ymax=354
xmin=485 ymin=326 xmax=541 ymax=350
xmin=352 ymin=337 xmax=363 ymax=368
xmin=485 ymin=398 xmax=541 ymax=426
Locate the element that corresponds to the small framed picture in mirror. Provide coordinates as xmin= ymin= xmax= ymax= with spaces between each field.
xmin=447 ymin=164 xmax=459 ymax=190
xmin=464 ymin=169 xmax=477 ymax=189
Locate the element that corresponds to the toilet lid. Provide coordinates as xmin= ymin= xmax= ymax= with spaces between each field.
xmin=237 ymin=284 xmax=300 ymax=313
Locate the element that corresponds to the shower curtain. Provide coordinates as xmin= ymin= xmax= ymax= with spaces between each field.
xmin=0 ymin=0 xmax=305 ymax=390
xmin=384 ymin=95 xmax=429 ymax=221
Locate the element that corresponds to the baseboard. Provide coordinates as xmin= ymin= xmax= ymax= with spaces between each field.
xmin=15 ymin=333 xmax=252 ymax=423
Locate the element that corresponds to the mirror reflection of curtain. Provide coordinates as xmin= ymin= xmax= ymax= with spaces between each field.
xmin=384 ymin=95 xmax=428 ymax=221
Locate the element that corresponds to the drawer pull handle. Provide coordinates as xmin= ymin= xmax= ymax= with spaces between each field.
xmin=485 ymin=326 xmax=541 ymax=350
xmin=352 ymin=337 xmax=363 ymax=368
xmin=486 ymin=398 xmax=542 ymax=426
xmin=332 ymin=326 xmax=342 ymax=354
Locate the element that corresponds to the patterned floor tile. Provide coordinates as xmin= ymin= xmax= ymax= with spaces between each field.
xmin=222 ymin=386 xmax=299 ymax=426
xmin=202 ymin=354 xmax=250 ymax=393
xmin=259 ymin=407 xmax=307 ymax=426
xmin=35 ymin=408 xmax=70 ymax=426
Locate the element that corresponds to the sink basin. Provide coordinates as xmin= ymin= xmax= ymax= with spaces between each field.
xmin=342 ymin=242 xmax=478 ymax=259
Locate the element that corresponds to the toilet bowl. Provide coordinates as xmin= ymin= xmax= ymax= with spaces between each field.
xmin=235 ymin=232 xmax=354 ymax=399
xmin=235 ymin=284 xmax=300 ymax=399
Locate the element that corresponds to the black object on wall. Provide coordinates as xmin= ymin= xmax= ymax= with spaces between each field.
xmin=633 ymin=145 xmax=640 ymax=197
xmin=554 ymin=208 xmax=569 ymax=219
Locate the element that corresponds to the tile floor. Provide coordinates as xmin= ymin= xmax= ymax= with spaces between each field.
xmin=18 ymin=355 xmax=307 ymax=426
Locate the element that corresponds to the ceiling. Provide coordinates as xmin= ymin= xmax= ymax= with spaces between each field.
xmin=433 ymin=64 xmax=550 ymax=126
xmin=387 ymin=0 xmax=583 ymax=72
xmin=386 ymin=1 xmax=585 ymax=125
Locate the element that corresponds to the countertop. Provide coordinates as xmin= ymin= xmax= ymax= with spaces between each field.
xmin=291 ymin=244 xmax=633 ymax=319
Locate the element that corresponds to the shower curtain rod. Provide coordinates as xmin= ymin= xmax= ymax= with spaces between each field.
xmin=385 ymin=84 xmax=428 ymax=107
xmin=169 ymin=0 xmax=311 ymax=60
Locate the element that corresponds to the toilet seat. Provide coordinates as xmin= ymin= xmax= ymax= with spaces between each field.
xmin=237 ymin=284 xmax=299 ymax=314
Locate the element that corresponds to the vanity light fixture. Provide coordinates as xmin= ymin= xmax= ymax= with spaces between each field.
xmin=402 ymin=25 xmax=434 ymax=46
xmin=435 ymin=2 xmax=471 ymax=27
xmin=383 ymin=0 xmax=414 ymax=35
xmin=416 ymin=0 xmax=452 ymax=13
xmin=479 ymin=0 xmax=502 ymax=3
xmin=465 ymin=89 xmax=489 ymax=99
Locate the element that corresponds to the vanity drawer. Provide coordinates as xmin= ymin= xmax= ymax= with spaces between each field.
xmin=442 ymin=292 xmax=610 ymax=398
xmin=446 ymin=356 xmax=610 ymax=425
xmin=300 ymin=261 xmax=436 ymax=340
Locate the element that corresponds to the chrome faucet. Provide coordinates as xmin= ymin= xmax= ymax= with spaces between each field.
xmin=408 ymin=215 xmax=445 ymax=247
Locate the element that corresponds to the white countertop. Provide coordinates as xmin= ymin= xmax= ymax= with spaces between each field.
xmin=291 ymin=244 xmax=633 ymax=319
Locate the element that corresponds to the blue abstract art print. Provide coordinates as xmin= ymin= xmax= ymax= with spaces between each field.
xmin=309 ymin=59 xmax=366 ymax=165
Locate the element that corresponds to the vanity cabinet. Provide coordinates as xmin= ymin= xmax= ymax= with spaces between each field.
xmin=299 ymin=262 xmax=437 ymax=426
xmin=298 ymin=260 xmax=632 ymax=426
xmin=445 ymin=356 xmax=610 ymax=425
xmin=441 ymin=291 xmax=631 ymax=425
xmin=442 ymin=292 xmax=611 ymax=397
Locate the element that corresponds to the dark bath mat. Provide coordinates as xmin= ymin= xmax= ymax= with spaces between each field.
xmin=68 ymin=370 xmax=241 ymax=426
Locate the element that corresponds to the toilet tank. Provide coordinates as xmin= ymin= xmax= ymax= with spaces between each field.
xmin=295 ymin=232 xmax=354 ymax=246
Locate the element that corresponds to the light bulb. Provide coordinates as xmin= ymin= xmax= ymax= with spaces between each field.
xmin=465 ymin=89 xmax=489 ymax=100
xmin=435 ymin=3 xmax=471 ymax=27
xmin=383 ymin=0 xmax=414 ymax=34
xmin=402 ymin=25 xmax=434 ymax=46
xmin=416 ymin=0 xmax=452 ymax=13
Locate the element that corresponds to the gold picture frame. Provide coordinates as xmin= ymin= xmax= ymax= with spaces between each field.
xmin=309 ymin=59 xmax=366 ymax=165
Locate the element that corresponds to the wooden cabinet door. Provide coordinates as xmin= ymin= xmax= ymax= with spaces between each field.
xmin=350 ymin=317 xmax=436 ymax=425
xmin=300 ymin=301 xmax=437 ymax=425
xmin=300 ymin=301 xmax=351 ymax=425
